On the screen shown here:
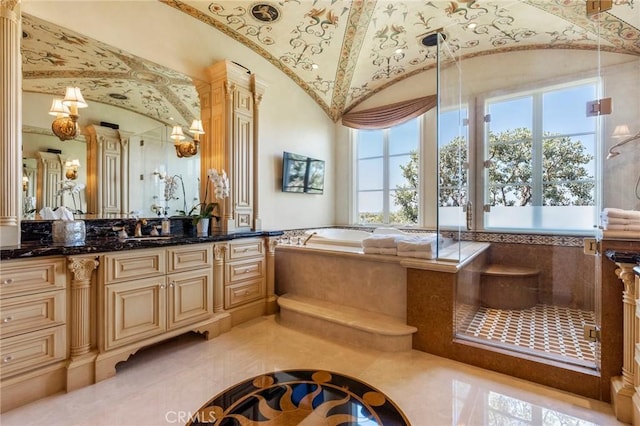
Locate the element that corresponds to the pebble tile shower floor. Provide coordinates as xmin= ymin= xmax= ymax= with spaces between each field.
xmin=457 ymin=304 xmax=598 ymax=366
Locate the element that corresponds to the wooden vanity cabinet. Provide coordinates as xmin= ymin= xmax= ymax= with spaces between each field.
xmin=96 ymin=244 xmax=214 ymax=380
xmin=0 ymin=256 xmax=67 ymax=412
xmin=224 ymin=238 xmax=266 ymax=325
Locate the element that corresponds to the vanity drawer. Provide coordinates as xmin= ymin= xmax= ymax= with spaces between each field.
xmin=225 ymin=258 xmax=265 ymax=284
xmin=225 ymin=279 xmax=265 ymax=309
xmin=0 ymin=257 xmax=66 ymax=298
xmin=167 ymin=244 xmax=212 ymax=273
xmin=103 ymin=249 xmax=166 ymax=284
xmin=0 ymin=291 xmax=65 ymax=338
xmin=0 ymin=325 xmax=66 ymax=378
xmin=227 ymin=239 xmax=264 ymax=261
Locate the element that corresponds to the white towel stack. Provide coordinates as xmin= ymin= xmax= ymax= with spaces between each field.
xmin=361 ymin=233 xmax=446 ymax=258
xmin=396 ymin=235 xmax=444 ymax=259
xmin=362 ymin=235 xmax=399 ymax=255
xmin=601 ymin=208 xmax=640 ymax=239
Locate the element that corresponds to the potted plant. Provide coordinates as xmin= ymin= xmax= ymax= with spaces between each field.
xmin=189 ymin=168 xmax=229 ymax=236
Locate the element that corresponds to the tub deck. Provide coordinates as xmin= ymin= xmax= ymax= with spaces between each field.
xmin=281 ymin=240 xmax=490 ymax=272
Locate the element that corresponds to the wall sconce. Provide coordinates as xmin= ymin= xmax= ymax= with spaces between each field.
xmin=22 ymin=176 xmax=29 ymax=192
xmin=607 ymin=125 xmax=640 ymax=159
xmin=172 ymin=119 xmax=204 ymax=158
xmin=49 ymin=87 xmax=88 ymax=141
xmin=65 ymin=159 xmax=81 ymax=180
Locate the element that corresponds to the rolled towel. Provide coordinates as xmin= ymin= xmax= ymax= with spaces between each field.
xmin=363 ymin=247 xmax=397 ymax=255
xmin=602 ymin=208 xmax=640 ymax=220
xmin=397 ymin=240 xmax=435 ymax=253
xmin=361 ymin=235 xmax=398 ymax=248
xmin=397 ymin=251 xmax=435 ymax=259
xmin=603 ymin=224 xmax=640 ymax=232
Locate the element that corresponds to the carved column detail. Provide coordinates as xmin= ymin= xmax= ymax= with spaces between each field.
xmin=251 ymin=76 xmax=266 ymax=232
xmin=265 ymin=236 xmax=278 ymax=314
xmin=67 ymin=256 xmax=99 ymax=357
xmin=617 ymin=263 xmax=638 ymax=389
xmin=213 ymin=243 xmax=227 ymax=313
xmin=0 ymin=0 xmax=22 ymax=246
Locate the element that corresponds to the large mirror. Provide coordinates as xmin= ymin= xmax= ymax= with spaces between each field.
xmin=20 ymin=13 xmax=203 ymax=220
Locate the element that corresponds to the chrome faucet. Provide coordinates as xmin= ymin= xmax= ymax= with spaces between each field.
xmin=302 ymin=232 xmax=317 ymax=245
xmin=134 ymin=218 xmax=147 ymax=237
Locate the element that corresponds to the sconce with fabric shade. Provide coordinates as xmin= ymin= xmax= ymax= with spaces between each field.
xmin=173 ymin=119 xmax=204 ymax=158
xmin=607 ymin=125 xmax=640 ymax=159
xmin=65 ymin=159 xmax=81 ymax=180
xmin=49 ymin=87 xmax=88 ymax=141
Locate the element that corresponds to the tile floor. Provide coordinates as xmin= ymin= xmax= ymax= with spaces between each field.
xmin=458 ymin=304 xmax=598 ymax=366
xmin=1 ymin=315 xmax=623 ymax=426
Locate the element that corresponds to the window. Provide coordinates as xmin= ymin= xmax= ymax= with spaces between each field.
xmin=483 ymin=80 xmax=598 ymax=232
xmin=355 ymin=118 xmax=419 ymax=225
xmin=438 ymin=108 xmax=469 ymax=228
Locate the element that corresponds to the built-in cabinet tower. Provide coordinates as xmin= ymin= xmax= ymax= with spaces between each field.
xmin=83 ymin=124 xmax=130 ymax=216
xmin=197 ymin=60 xmax=266 ymax=232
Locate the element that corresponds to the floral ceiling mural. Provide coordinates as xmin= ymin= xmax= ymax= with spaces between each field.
xmin=21 ymin=0 xmax=639 ymax=124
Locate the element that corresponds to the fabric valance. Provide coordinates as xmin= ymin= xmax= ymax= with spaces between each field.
xmin=341 ymin=95 xmax=437 ymax=130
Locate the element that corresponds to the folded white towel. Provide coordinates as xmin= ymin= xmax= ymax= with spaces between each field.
xmin=363 ymin=247 xmax=397 ymax=255
xmin=397 ymin=240 xmax=435 ymax=253
xmin=361 ymin=235 xmax=398 ymax=248
xmin=601 ymin=217 xmax=640 ymax=226
xmin=603 ymin=224 xmax=640 ymax=232
xmin=397 ymin=250 xmax=435 ymax=259
xmin=602 ymin=208 xmax=640 ymax=220
xmin=602 ymin=230 xmax=640 ymax=240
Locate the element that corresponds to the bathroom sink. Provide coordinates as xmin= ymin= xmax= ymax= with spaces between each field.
xmin=123 ymin=236 xmax=174 ymax=241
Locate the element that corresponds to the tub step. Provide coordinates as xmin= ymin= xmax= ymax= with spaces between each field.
xmin=277 ymin=293 xmax=417 ymax=352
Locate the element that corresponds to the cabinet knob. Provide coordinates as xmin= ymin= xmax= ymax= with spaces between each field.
xmin=244 ymin=269 xmax=251 ymax=273
xmin=3 ymin=316 xmax=13 ymax=323
xmin=244 ymin=290 xmax=250 ymax=295
xmin=3 ymin=356 xmax=13 ymax=363
xmin=2 ymin=278 xmax=14 ymax=285
xmin=169 ymin=281 xmax=175 ymax=288
xmin=160 ymin=283 xmax=166 ymax=289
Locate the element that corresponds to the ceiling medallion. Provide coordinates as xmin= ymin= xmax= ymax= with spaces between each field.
xmin=131 ymin=70 xmax=169 ymax=85
xmin=249 ymin=2 xmax=280 ymax=23
xmin=108 ymin=93 xmax=128 ymax=100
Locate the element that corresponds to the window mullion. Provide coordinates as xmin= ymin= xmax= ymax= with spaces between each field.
xmin=532 ymin=93 xmax=543 ymax=207
xmin=383 ymin=129 xmax=390 ymax=223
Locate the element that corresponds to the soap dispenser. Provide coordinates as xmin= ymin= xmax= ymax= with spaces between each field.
xmin=161 ymin=217 xmax=171 ymax=235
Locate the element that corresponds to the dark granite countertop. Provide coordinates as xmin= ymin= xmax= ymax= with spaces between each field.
xmin=604 ymin=249 xmax=640 ymax=265
xmin=1 ymin=230 xmax=283 ymax=260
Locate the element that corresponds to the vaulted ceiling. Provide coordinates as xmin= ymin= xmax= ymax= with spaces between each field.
xmin=20 ymin=1 xmax=640 ymax=127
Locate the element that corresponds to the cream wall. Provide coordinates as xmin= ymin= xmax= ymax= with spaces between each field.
xmin=334 ymin=49 xmax=640 ymax=226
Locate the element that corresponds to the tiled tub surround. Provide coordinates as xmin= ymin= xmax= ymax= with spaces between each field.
xmin=275 ymin=244 xmax=418 ymax=351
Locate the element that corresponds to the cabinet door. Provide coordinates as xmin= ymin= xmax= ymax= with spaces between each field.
xmin=0 ymin=257 xmax=65 ymax=298
xmin=225 ymin=278 xmax=265 ymax=309
xmin=167 ymin=269 xmax=213 ymax=329
xmin=167 ymin=244 xmax=212 ymax=273
xmin=104 ymin=276 xmax=166 ymax=350
xmin=0 ymin=291 xmax=65 ymax=338
xmin=104 ymin=249 xmax=165 ymax=284
xmin=0 ymin=325 xmax=66 ymax=379
xmin=227 ymin=239 xmax=264 ymax=261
